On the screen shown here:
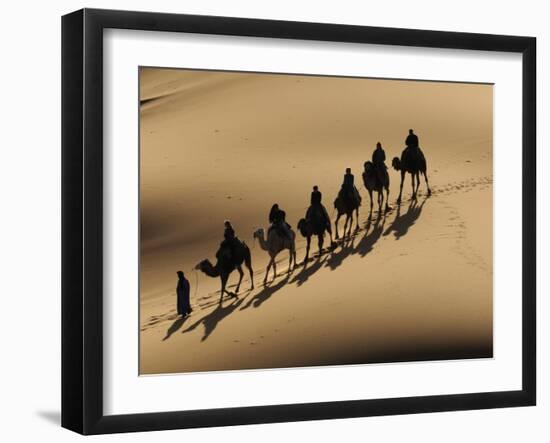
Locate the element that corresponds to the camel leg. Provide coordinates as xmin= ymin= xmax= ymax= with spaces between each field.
xmin=245 ymin=252 xmax=254 ymax=290
xmin=423 ymin=171 xmax=432 ymax=196
xmin=411 ymin=173 xmax=416 ymax=199
xmin=234 ymin=266 xmax=244 ymax=295
xmin=264 ymin=258 xmax=273 ymax=285
xmin=368 ymin=189 xmax=373 ymax=215
xmin=385 ymin=186 xmax=391 ymax=212
xmin=397 ymin=171 xmax=405 ymax=204
xmin=335 ymin=213 xmax=342 ymax=239
xmin=326 ymin=221 xmax=334 ymax=245
xmin=288 ymin=248 xmax=293 ymax=273
xmin=273 ymin=259 xmax=277 ymax=279
xmin=349 ymin=214 xmax=354 ymax=236
xmin=318 ymin=234 xmax=324 ymax=256
xmin=342 ymin=214 xmax=349 ymax=238
xmin=355 ymin=207 xmax=360 ymax=231
xmin=220 ymin=274 xmax=229 ymax=304
xmin=304 ymin=236 xmax=311 ymax=264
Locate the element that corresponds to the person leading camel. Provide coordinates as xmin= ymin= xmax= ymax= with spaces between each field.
xmin=372 ymin=142 xmax=388 ymax=185
xmin=176 ymin=270 xmax=192 ymax=317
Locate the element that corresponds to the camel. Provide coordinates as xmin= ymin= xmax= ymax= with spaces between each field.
xmin=362 ymin=161 xmax=391 ymax=214
xmin=195 ymin=239 xmax=254 ymax=304
xmin=297 ymin=206 xmax=333 ymax=263
xmin=392 ymin=146 xmax=431 ymax=204
xmin=253 ymin=226 xmax=297 ymax=285
xmin=333 ymin=189 xmax=361 ymax=239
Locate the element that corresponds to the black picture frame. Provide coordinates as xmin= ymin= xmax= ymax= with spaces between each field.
xmin=61 ymin=8 xmax=536 ymax=435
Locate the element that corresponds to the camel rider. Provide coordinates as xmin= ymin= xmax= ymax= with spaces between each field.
xmin=218 ymin=220 xmax=238 ymax=261
xmin=341 ymin=168 xmax=360 ymax=204
xmin=269 ymin=203 xmax=292 ymax=240
xmin=405 ymin=129 xmax=419 ymax=150
xmin=372 ymin=142 xmax=388 ymax=184
xmin=307 ymin=185 xmax=330 ymax=225
xmin=224 ymin=220 xmax=235 ymax=241
xmin=311 ymin=186 xmax=322 ymax=206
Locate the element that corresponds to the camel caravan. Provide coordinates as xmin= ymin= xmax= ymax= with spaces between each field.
xmin=195 ymin=129 xmax=431 ymax=304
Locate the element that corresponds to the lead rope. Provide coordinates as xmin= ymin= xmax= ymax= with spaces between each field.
xmin=192 ymin=268 xmax=199 ymax=308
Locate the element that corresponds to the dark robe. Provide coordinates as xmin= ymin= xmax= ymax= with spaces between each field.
xmin=343 ymin=172 xmax=355 ymax=189
xmin=269 ymin=207 xmax=287 ymax=225
xmin=340 ymin=173 xmax=360 ymax=206
xmin=406 ymin=133 xmax=419 ymax=148
xmin=224 ymin=225 xmax=235 ymax=241
xmin=372 ymin=148 xmax=388 ymax=183
xmin=268 ymin=207 xmax=291 ymax=240
xmin=176 ymin=276 xmax=192 ymax=316
xmin=310 ymin=190 xmax=322 ymax=206
xmin=372 ymin=147 xmax=386 ymax=165
xmin=219 ymin=225 xmax=238 ymax=261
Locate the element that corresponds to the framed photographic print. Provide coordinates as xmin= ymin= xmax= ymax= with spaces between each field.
xmin=61 ymin=8 xmax=536 ymax=435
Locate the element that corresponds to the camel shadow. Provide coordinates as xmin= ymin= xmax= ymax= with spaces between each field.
xmin=240 ymin=274 xmax=291 ymax=310
xmin=384 ymin=196 xmax=428 ymax=240
xmin=181 ymin=296 xmax=245 ymax=341
xmin=325 ymin=233 xmax=357 ymax=271
xmin=356 ymin=212 xmax=387 ymax=257
xmin=323 ymin=211 xmax=387 ymax=271
xmin=198 ymin=287 xmax=254 ymax=310
xmin=290 ymin=254 xmax=329 ymax=287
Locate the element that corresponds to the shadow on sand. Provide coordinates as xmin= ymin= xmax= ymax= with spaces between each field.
xmin=290 ymin=254 xmax=329 ymax=287
xmin=181 ymin=296 xmax=246 ymax=341
xmin=323 ymin=210 xmax=388 ymax=272
xmin=163 ymin=315 xmax=190 ymax=341
xmin=240 ymin=273 xmax=292 ymax=310
xmin=323 ymin=195 xmax=429 ymax=272
xmin=384 ymin=196 xmax=428 ymax=240
xmin=175 ymin=196 xmax=429 ymax=341
xmin=356 ymin=213 xmax=387 ymax=257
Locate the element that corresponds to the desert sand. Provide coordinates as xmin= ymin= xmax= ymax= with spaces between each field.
xmin=139 ymin=68 xmax=493 ymax=375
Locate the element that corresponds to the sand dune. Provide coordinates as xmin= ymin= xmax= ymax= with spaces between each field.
xmin=139 ymin=68 xmax=493 ymax=375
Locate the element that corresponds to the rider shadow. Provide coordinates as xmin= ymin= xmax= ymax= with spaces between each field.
xmin=181 ymin=296 xmax=245 ymax=341
xmin=325 ymin=233 xmax=357 ymax=271
xmin=240 ymin=274 xmax=291 ymax=310
xmin=290 ymin=254 xmax=329 ymax=287
xmin=323 ymin=209 xmax=387 ymax=271
xmin=355 ymin=212 xmax=387 ymax=257
xmin=384 ymin=196 xmax=429 ymax=240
